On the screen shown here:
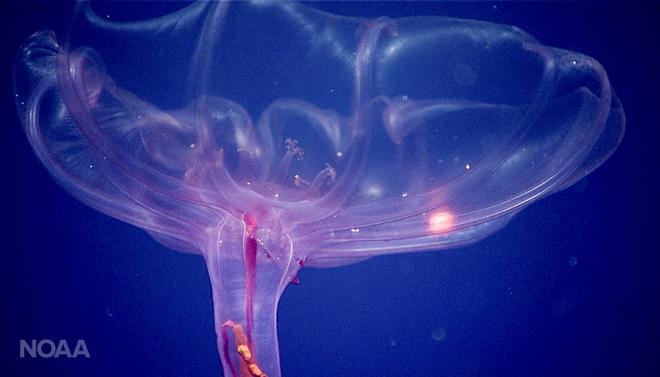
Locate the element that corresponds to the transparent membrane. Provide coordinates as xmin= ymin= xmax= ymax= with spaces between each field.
xmin=14 ymin=2 xmax=624 ymax=376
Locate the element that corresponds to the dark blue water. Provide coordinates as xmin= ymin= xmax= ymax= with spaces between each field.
xmin=1 ymin=2 xmax=658 ymax=377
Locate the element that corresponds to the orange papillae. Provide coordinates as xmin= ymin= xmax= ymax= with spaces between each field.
xmin=223 ymin=320 xmax=268 ymax=377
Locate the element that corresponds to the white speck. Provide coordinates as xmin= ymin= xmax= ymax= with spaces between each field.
xmin=274 ymin=193 xmax=279 ymax=198
xmin=465 ymin=163 xmax=471 ymax=170
xmin=106 ymin=14 xmax=110 ymax=19
xmin=189 ymin=143 xmax=195 ymax=148
xmin=20 ymin=101 xmax=25 ymax=106
xmin=431 ymin=327 xmax=446 ymax=342
xmin=336 ymin=151 xmax=343 ymax=158
xmin=330 ymin=88 xmax=336 ymax=93
xmin=350 ymin=228 xmax=360 ymax=233
xmin=246 ymin=181 xmax=251 ymax=186
xmin=401 ymin=192 xmax=408 ymax=198
xmin=571 ymin=59 xmax=578 ymax=65
xmin=365 ymin=185 xmax=382 ymax=198
xmin=89 ymin=164 xmax=94 ymax=169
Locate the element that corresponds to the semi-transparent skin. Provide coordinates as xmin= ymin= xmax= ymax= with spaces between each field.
xmin=14 ymin=1 xmax=624 ymax=376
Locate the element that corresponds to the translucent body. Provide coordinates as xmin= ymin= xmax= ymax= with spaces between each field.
xmin=14 ymin=2 xmax=624 ymax=376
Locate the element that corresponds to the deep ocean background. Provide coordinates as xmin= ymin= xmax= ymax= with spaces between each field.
xmin=1 ymin=1 xmax=658 ymax=377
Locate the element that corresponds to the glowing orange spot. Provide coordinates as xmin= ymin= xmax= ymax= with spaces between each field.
xmin=428 ymin=211 xmax=455 ymax=233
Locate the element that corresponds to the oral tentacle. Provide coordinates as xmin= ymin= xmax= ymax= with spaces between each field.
xmin=307 ymin=163 xmax=337 ymax=194
xmin=272 ymin=138 xmax=304 ymax=184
